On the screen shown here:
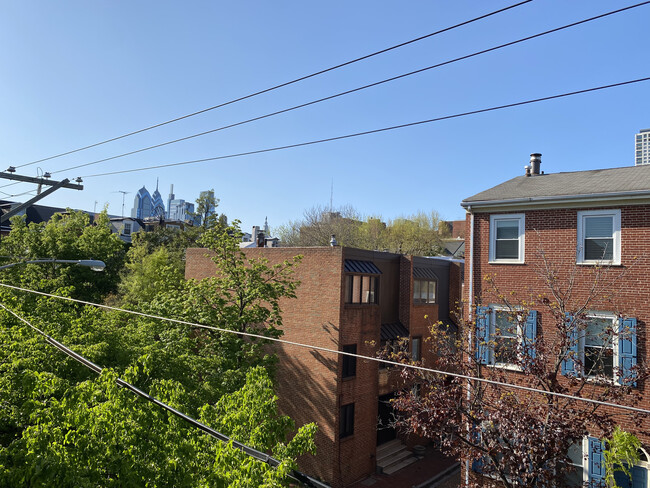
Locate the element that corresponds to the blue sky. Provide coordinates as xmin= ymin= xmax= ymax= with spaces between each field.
xmin=0 ymin=1 xmax=648 ymax=232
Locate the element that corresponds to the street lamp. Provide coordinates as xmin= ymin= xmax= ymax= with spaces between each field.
xmin=0 ymin=259 xmax=106 ymax=272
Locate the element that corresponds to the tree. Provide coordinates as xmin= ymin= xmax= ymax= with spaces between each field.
xmin=275 ymin=204 xmax=362 ymax=247
xmin=192 ymin=189 xmax=227 ymax=229
xmin=384 ymin=251 xmax=647 ymax=487
xmin=0 ymin=220 xmax=315 ymax=486
xmin=275 ymin=205 xmax=446 ymax=256
xmin=0 ymin=210 xmax=125 ymax=302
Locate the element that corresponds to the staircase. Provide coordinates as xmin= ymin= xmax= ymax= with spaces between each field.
xmin=376 ymin=439 xmax=418 ymax=475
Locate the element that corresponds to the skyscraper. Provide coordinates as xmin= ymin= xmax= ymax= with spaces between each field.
xmin=635 ymin=129 xmax=650 ymax=165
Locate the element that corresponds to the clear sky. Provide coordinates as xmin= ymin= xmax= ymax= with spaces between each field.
xmin=0 ymin=1 xmax=648 ymax=233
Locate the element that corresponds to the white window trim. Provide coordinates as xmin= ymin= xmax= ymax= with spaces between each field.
xmin=570 ymin=439 xmax=649 ymax=486
xmin=488 ymin=305 xmax=523 ymax=371
xmin=580 ymin=312 xmax=619 ymax=383
xmin=576 ymin=209 xmax=621 ymax=266
xmin=489 ymin=213 xmax=525 ymax=264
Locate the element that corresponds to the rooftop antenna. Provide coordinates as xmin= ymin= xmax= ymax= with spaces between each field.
xmin=112 ymin=190 xmax=130 ymax=218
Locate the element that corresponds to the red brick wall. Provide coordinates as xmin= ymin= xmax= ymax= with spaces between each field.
xmin=186 ymin=247 xmax=344 ymax=485
xmin=464 ymin=204 xmax=650 ymax=445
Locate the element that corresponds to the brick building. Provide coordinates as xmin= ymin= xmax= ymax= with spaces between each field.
xmin=186 ymin=246 xmax=463 ymax=487
xmin=461 ymin=154 xmax=650 ymax=486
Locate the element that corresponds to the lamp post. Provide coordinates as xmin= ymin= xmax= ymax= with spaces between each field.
xmin=0 ymin=259 xmax=106 ymax=272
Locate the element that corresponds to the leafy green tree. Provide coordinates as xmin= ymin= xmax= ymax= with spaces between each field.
xmin=0 ymin=220 xmax=314 ymax=487
xmin=193 ymin=189 xmax=227 ymax=229
xmin=0 ymin=210 xmax=125 ymax=302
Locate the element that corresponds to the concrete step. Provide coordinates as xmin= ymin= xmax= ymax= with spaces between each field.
xmin=376 ymin=439 xmax=404 ymax=460
xmin=382 ymin=455 xmax=418 ymax=475
xmin=377 ymin=448 xmax=413 ymax=470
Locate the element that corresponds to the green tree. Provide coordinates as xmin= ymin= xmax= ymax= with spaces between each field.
xmin=0 ymin=221 xmax=314 ymax=487
xmin=193 ymin=189 xmax=227 ymax=229
xmin=0 ymin=210 xmax=125 ymax=302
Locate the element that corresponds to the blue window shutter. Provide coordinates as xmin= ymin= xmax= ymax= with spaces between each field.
xmin=619 ymin=317 xmax=637 ymax=386
xmin=523 ymin=310 xmax=537 ymax=360
xmin=562 ymin=313 xmax=579 ymax=376
xmin=475 ymin=306 xmax=491 ymax=365
xmin=588 ymin=437 xmax=605 ymax=486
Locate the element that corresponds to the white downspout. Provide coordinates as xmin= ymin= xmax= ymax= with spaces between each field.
xmin=465 ymin=207 xmax=475 ymax=487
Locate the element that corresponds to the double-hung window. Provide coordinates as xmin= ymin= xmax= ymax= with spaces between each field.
xmin=489 ymin=214 xmax=525 ymax=264
xmin=577 ymin=209 xmax=621 ymax=265
xmin=475 ymin=306 xmax=537 ymax=368
xmin=562 ymin=313 xmax=637 ymax=385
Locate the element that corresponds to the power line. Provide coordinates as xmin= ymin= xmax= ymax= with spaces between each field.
xmin=0 ymin=281 xmax=648 ymax=415
xmin=49 ymin=0 xmax=650 ymax=177
xmin=13 ymin=1 xmax=533 ymax=170
xmin=0 ymin=302 xmax=329 ymax=488
xmin=76 ymin=76 xmax=650 ymax=179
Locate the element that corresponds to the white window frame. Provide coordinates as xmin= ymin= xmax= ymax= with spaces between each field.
xmin=489 ymin=306 xmax=523 ymax=371
xmin=576 ymin=209 xmax=621 ymax=265
xmin=568 ymin=439 xmax=650 ymax=486
xmin=579 ymin=312 xmax=619 ymax=383
xmin=489 ymin=214 xmax=525 ymax=264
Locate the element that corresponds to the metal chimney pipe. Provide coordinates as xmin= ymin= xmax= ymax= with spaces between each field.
xmin=530 ymin=153 xmax=542 ymax=175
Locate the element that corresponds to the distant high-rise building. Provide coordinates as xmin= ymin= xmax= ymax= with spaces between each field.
xmin=131 ymin=179 xmax=166 ymax=219
xmin=636 ymin=129 xmax=650 ymax=165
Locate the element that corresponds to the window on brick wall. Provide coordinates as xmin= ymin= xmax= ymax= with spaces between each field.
xmin=345 ymin=274 xmax=378 ymax=304
xmin=562 ymin=312 xmax=637 ymax=384
xmin=340 ymin=403 xmax=355 ymax=438
xmin=489 ymin=214 xmax=525 ymax=264
xmin=342 ymin=344 xmax=357 ymax=378
xmin=413 ymin=279 xmax=436 ymax=304
xmin=576 ymin=209 xmax=621 ymax=265
xmin=411 ymin=336 xmax=421 ymax=361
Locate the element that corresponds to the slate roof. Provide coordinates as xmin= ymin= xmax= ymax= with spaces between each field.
xmin=461 ymin=165 xmax=650 ymax=207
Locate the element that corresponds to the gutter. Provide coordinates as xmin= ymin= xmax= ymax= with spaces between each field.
xmin=465 ymin=207 xmax=475 ymax=487
xmin=460 ymin=189 xmax=650 ymax=210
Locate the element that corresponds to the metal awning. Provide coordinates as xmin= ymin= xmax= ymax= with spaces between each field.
xmin=344 ymin=259 xmax=381 ymax=274
xmin=380 ymin=322 xmax=409 ymax=341
xmin=413 ymin=267 xmax=438 ymax=280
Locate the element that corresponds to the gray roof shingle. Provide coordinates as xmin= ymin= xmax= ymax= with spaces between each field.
xmin=461 ymin=165 xmax=650 ymax=207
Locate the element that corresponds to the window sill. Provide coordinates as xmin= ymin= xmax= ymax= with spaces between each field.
xmin=342 ymin=376 xmax=356 ymax=382
xmin=576 ymin=261 xmax=621 ymax=267
xmin=487 ymin=363 xmax=523 ymax=372
xmin=488 ymin=260 xmax=525 ymax=265
xmin=413 ymin=302 xmax=437 ymax=306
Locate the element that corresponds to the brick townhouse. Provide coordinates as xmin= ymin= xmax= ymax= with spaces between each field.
xmin=186 ymin=245 xmax=463 ymax=487
xmin=461 ymin=154 xmax=650 ymax=486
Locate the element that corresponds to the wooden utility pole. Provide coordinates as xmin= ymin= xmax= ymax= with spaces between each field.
xmin=0 ymin=171 xmax=83 ymax=224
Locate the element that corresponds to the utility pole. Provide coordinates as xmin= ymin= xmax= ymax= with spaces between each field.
xmin=0 ymin=169 xmax=83 ymax=224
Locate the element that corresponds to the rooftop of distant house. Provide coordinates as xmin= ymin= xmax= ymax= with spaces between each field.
xmin=461 ymin=156 xmax=650 ymax=210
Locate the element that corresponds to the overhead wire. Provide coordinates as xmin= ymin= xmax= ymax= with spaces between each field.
xmin=0 ymin=301 xmax=329 ymax=488
xmin=50 ymin=0 xmax=650 ymax=176
xmin=13 ymin=0 xmax=533 ymax=170
xmin=0 ymin=281 xmax=648 ymax=415
xmin=75 ymin=76 xmax=650 ymax=179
